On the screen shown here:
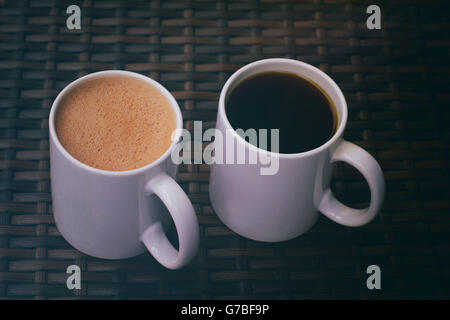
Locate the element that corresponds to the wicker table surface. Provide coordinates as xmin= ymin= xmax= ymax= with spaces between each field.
xmin=0 ymin=0 xmax=449 ymax=299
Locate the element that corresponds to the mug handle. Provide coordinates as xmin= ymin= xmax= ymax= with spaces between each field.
xmin=139 ymin=173 xmax=199 ymax=269
xmin=318 ymin=140 xmax=385 ymax=227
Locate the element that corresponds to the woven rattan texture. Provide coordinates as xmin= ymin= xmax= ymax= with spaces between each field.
xmin=1 ymin=0 xmax=449 ymax=299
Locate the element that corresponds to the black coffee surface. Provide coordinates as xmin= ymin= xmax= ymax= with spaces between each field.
xmin=226 ymin=71 xmax=336 ymax=154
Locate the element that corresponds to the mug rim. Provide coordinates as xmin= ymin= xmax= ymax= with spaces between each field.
xmin=48 ymin=70 xmax=183 ymax=177
xmin=218 ymin=58 xmax=348 ymax=159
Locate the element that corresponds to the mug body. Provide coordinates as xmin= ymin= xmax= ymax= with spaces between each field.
xmin=209 ymin=59 xmax=348 ymax=242
xmin=49 ymin=70 xmax=182 ymax=259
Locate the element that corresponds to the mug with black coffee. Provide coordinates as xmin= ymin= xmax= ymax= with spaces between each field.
xmin=209 ymin=58 xmax=385 ymax=242
xmin=49 ymin=71 xmax=199 ymax=269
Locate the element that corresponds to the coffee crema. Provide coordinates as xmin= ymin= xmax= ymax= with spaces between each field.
xmin=55 ymin=76 xmax=177 ymax=171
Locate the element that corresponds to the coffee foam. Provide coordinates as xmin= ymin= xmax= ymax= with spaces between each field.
xmin=55 ymin=75 xmax=177 ymax=171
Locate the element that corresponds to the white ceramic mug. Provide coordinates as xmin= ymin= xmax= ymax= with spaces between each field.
xmin=209 ymin=59 xmax=385 ymax=242
xmin=49 ymin=70 xmax=199 ymax=269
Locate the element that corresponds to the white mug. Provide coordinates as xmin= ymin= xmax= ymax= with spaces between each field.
xmin=49 ymin=70 xmax=199 ymax=269
xmin=209 ymin=59 xmax=385 ymax=242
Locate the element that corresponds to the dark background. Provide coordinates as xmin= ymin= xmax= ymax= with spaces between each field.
xmin=0 ymin=0 xmax=449 ymax=299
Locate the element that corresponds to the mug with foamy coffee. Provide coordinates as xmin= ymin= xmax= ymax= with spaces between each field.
xmin=49 ymin=71 xmax=199 ymax=269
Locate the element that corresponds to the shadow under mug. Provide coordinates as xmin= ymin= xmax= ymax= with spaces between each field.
xmin=49 ymin=70 xmax=199 ymax=269
xmin=209 ymin=58 xmax=386 ymax=242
